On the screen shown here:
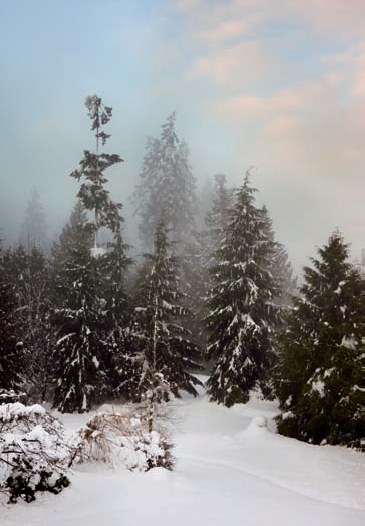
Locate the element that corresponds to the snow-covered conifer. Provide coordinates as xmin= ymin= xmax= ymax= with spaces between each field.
xmin=205 ymin=171 xmax=280 ymax=406
xmin=205 ymin=174 xmax=234 ymax=251
xmin=132 ymin=221 xmax=202 ymax=430
xmin=70 ymin=94 xmax=124 ymax=247
xmin=52 ymin=240 xmax=106 ymax=413
xmin=18 ymin=190 xmax=48 ymax=253
xmin=52 ymin=95 xmax=129 ymax=412
xmin=133 ymin=113 xmax=197 ymax=252
xmin=51 ymin=199 xmax=93 ymax=270
xmin=275 ymin=232 xmax=362 ymax=446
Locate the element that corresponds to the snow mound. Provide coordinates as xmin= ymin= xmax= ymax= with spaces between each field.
xmin=250 ymin=415 xmax=268 ymax=428
xmin=236 ymin=415 xmax=270 ymax=438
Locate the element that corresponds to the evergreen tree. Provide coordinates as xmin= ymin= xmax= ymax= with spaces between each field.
xmin=101 ymin=228 xmax=133 ymax=398
xmin=70 ymin=94 xmax=124 ymax=247
xmin=53 ymin=94 xmax=128 ymax=412
xmin=52 ymin=240 xmax=106 ymax=413
xmin=205 ymin=172 xmax=281 ymax=406
xmin=18 ymin=190 xmax=48 ymax=253
xmin=270 ymin=243 xmax=297 ymax=307
xmin=261 ymin=205 xmax=297 ymax=308
xmin=51 ymin=200 xmax=93 ymax=270
xmin=133 ymin=112 xmax=197 ymax=252
xmin=132 ymin=221 xmax=202 ymax=429
xmin=205 ymin=174 xmax=234 ymax=251
xmin=275 ymin=232 xmax=362 ymax=446
xmin=195 ymin=176 xmax=215 ymax=231
xmin=182 ymin=174 xmax=235 ymax=350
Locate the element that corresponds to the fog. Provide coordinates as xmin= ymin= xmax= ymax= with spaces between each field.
xmin=1 ymin=1 xmax=364 ymax=275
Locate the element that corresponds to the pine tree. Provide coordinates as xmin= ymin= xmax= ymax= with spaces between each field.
xmin=205 ymin=172 xmax=280 ymax=406
xmin=18 ymin=190 xmax=48 ymax=253
xmin=51 ymin=199 xmax=93 ymax=270
xmin=133 ymin=112 xmax=197 ymax=252
xmin=70 ymin=94 xmax=124 ymax=248
xmin=132 ymin=221 xmax=202 ymax=430
xmin=275 ymin=232 xmax=362 ymax=446
xmin=205 ymin=174 xmax=234 ymax=251
xmin=52 ymin=240 xmax=106 ymax=413
xmin=182 ymin=175 xmax=234 ymax=350
xmin=52 ymin=94 xmax=128 ymax=412
xmin=101 ymin=229 xmax=133 ymax=397
xmin=270 ymin=243 xmax=297 ymax=307
xmin=261 ymin=205 xmax=297 ymax=308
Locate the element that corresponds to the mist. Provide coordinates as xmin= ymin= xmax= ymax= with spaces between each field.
xmin=1 ymin=1 xmax=364 ymax=275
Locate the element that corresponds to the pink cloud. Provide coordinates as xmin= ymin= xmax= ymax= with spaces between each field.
xmin=212 ymin=82 xmax=328 ymax=118
xmin=354 ymin=71 xmax=365 ymax=95
xmin=199 ymin=18 xmax=258 ymax=43
xmin=291 ymin=0 xmax=365 ymax=38
xmin=189 ymin=40 xmax=272 ymax=84
xmin=176 ymin=0 xmax=365 ymax=39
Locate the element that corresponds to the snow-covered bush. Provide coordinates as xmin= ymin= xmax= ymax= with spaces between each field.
xmin=0 ymin=403 xmax=70 ymax=504
xmin=68 ymin=412 xmax=174 ymax=472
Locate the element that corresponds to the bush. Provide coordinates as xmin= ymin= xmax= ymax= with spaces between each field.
xmin=0 ymin=403 xmax=70 ymax=504
xmin=69 ymin=412 xmax=174 ymax=472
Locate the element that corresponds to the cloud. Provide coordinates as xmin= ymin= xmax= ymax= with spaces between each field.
xmin=291 ymin=0 xmax=365 ymax=39
xmin=176 ymin=0 xmax=365 ymax=40
xmin=188 ymin=40 xmax=273 ymax=85
xmin=199 ymin=18 xmax=259 ymax=44
xmin=210 ymin=81 xmax=334 ymax=123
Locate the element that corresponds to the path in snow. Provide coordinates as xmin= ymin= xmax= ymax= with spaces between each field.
xmin=1 ymin=381 xmax=364 ymax=525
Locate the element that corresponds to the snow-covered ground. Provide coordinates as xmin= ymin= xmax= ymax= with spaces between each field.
xmin=1 ymin=378 xmax=364 ymax=525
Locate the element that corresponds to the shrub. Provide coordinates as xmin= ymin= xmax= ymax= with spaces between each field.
xmin=69 ymin=412 xmax=174 ymax=471
xmin=0 ymin=403 xmax=70 ymax=504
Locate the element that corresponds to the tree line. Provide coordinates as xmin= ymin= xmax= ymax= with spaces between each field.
xmin=0 ymin=95 xmax=362 ymax=447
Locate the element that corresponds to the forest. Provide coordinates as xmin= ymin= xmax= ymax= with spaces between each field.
xmin=0 ymin=95 xmax=363 ymax=505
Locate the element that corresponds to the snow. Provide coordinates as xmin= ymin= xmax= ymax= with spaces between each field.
xmin=341 ymin=335 xmax=357 ymax=350
xmin=1 ymin=378 xmax=364 ymax=525
xmin=90 ymin=246 xmax=106 ymax=258
xmin=309 ymin=378 xmax=325 ymax=397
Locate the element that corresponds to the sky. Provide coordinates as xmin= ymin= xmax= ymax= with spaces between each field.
xmin=0 ymin=0 xmax=364 ymax=273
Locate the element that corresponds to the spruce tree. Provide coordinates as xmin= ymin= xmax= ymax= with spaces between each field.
xmin=18 ymin=190 xmax=48 ymax=253
xmin=275 ymin=232 xmax=362 ymax=446
xmin=132 ymin=221 xmax=202 ymax=429
xmin=261 ymin=205 xmax=297 ymax=308
xmin=51 ymin=199 xmax=93 ymax=270
xmin=205 ymin=174 xmax=234 ymax=251
xmin=52 ymin=239 xmax=106 ymax=413
xmin=205 ymin=172 xmax=280 ymax=406
xmin=183 ymin=174 xmax=234 ymax=349
xmin=101 ymin=228 xmax=133 ymax=398
xmin=133 ymin=112 xmax=197 ymax=252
